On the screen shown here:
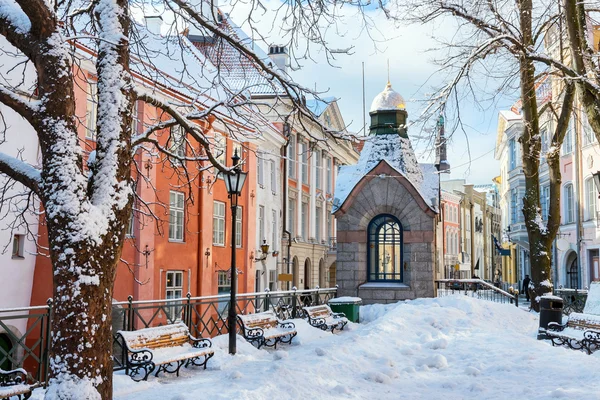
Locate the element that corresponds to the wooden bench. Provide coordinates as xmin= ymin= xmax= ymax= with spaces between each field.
xmin=117 ymin=322 xmax=214 ymax=381
xmin=303 ymin=305 xmax=348 ymax=333
xmin=0 ymin=368 xmax=33 ymax=400
xmin=545 ymin=282 xmax=600 ymax=354
xmin=546 ymin=313 xmax=600 ymax=354
xmin=238 ymin=311 xmax=297 ymax=349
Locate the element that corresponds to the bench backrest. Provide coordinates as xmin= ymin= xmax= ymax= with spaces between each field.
xmin=583 ymin=282 xmax=600 ymax=315
xmin=304 ymin=305 xmax=333 ymax=319
xmin=238 ymin=311 xmax=279 ymax=330
xmin=568 ymin=313 xmax=600 ymax=331
xmin=118 ymin=322 xmax=190 ymax=350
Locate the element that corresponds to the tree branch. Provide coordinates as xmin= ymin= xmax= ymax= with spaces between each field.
xmin=0 ymin=152 xmax=41 ymax=195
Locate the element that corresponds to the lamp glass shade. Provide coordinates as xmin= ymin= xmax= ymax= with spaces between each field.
xmin=593 ymin=171 xmax=600 ymax=194
xmin=223 ymin=170 xmax=248 ymax=195
xmin=261 ymin=241 xmax=270 ymax=255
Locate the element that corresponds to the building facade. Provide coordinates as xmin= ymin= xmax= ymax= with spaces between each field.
xmin=334 ymin=82 xmax=439 ymax=304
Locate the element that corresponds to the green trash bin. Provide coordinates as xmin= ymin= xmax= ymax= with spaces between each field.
xmin=329 ymin=297 xmax=362 ymax=322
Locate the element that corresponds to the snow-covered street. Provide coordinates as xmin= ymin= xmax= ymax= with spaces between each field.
xmin=34 ymin=296 xmax=600 ymax=399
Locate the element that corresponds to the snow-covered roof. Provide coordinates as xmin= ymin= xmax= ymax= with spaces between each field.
xmin=370 ymin=82 xmax=406 ymax=112
xmin=333 ymin=133 xmax=438 ymax=213
xmin=306 ymin=96 xmax=336 ymax=117
xmin=191 ymin=15 xmax=286 ymax=96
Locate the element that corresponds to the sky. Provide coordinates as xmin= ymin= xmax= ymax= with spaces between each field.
xmin=221 ymin=0 xmax=516 ymax=185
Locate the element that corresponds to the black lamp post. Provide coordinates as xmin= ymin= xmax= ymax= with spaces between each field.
xmin=593 ymin=171 xmax=600 ymax=198
xmin=219 ymin=149 xmax=247 ymax=355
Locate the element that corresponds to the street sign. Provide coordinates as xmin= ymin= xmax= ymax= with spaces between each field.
xmin=278 ymin=273 xmax=293 ymax=282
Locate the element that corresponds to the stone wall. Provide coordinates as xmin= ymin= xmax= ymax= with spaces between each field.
xmin=335 ymin=165 xmax=436 ymax=304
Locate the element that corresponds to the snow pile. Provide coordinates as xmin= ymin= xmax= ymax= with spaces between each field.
xmin=33 ymin=296 xmax=600 ymax=399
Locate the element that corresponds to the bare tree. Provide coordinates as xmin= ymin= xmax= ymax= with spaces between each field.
xmin=399 ymin=0 xmax=580 ymax=310
xmin=0 ymin=0 xmax=360 ymax=398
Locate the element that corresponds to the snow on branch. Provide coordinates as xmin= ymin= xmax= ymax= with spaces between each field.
xmin=0 ymin=151 xmax=41 ymax=194
xmin=0 ymin=84 xmax=39 ymax=124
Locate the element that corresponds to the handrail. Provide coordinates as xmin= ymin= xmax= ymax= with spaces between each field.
xmin=435 ymin=279 xmax=518 ymax=307
xmin=7 ymin=287 xmax=339 ymax=310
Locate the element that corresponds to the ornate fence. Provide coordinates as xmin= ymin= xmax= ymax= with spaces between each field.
xmin=435 ymin=279 xmax=519 ymax=307
xmin=554 ymin=288 xmax=588 ymax=315
xmin=0 ymin=287 xmax=337 ymax=386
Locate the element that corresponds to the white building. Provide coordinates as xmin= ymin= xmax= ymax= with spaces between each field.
xmin=0 ymin=37 xmax=41 ymax=344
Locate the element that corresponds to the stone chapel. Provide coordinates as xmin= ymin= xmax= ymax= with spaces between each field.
xmin=333 ymin=82 xmax=442 ymax=304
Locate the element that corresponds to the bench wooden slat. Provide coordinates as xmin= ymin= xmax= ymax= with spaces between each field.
xmin=117 ymin=322 xmax=214 ymax=381
xmin=303 ymin=304 xmax=348 ymax=333
xmin=238 ymin=311 xmax=297 ymax=349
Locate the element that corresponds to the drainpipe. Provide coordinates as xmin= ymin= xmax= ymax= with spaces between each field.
xmin=282 ymin=121 xmax=292 ymax=290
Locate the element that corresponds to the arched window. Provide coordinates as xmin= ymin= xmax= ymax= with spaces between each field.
xmin=585 ymin=177 xmax=597 ymax=221
xmin=368 ymin=215 xmax=403 ymax=282
xmin=568 ymin=256 xmax=579 ymax=289
xmin=564 ymin=184 xmax=574 ymax=224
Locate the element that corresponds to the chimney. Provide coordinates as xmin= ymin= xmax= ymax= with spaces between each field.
xmin=144 ymin=16 xmax=163 ymax=35
xmin=268 ymin=45 xmax=288 ymax=72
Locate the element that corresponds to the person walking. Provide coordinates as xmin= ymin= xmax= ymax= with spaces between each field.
xmin=522 ymin=275 xmax=531 ymax=302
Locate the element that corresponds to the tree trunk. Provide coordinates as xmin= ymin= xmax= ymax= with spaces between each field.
xmin=563 ymin=0 xmax=600 ymax=142
xmin=37 ymin=1 xmax=133 ymax=398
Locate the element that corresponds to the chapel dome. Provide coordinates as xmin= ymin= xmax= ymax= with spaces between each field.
xmin=369 ymin=82 xmax=406 ymax=112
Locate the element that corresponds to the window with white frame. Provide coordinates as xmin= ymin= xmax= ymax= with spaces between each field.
xmin=301 ymin=201 xmax=308 ymax=239
xmin=585 ymin=178 xmax=597 ymax=221
xmin=165 ymin=271 xmax=183 ymax=320
xmin=169 ymin=125 xmax=186 ymax=164
xmin=257 ymin=153 xmax=264 ymax=187
xmin=541 ymin=185 xmax=550 ymax=221
xmin=316 ymin=153 xmax=322 ymax=189
xmin=126 ymin=210 xmax=135 ymax=237
xmin=270 ymin=160 xmax=277 ymax=194
xmin=301 ymin=142 xmax=309 ymax=185
xmin=326 ymin=212 xmax=331 ymax=241
xmin=217 ymin=271 xmax=231 ymax=312
xmin=169 ymin=191 xmax=185 ymax=241
xmin=583 ymin=113 xmax=594 ymax=146
xmin=258 ymin=205 xmax=265 ymax=244
xmin=540 ymin=126 xmax=548 ymax=159
xmin=213 ymin=201 xmax=226 ymax=246
xmin=564 ymin=184 xmax=575 ymax=224
xmin=12 ymin=234 xmax=24 ymax=258
xmin=509 ymin=139 xmax=517 ymax=170
xmin=214 ymin=134 xmax=226 ymax=176
xmin=131 ymin=100 xmax=139 ymax=135
xmin=86 ymin=81 xmax=98 ymax=140
xmin=272 ymin=210 xmax=277 ymax=251
xmin=316 ymin=206 xmax=322 ymax=242
xmin=268 ymin=270 xmax=277 ymax=291
xmin=232 ymin=143 xmax=243 ymax=169
xmin=288 ymin=199 xmax=296 ymax=237
xmin=563 ymin=118 xmax=574 ymax=155
xmin=236 ymin=206 xmax=242 ymax=248
xmin=288 ymin=135 xmax=296 ymax=179
xmin=326 ymin=157 xmax=332 ymax=193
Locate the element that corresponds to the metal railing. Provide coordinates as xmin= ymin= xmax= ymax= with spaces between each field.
xmin=0 ymin=287 xmax=337 ymax=386
xmin=0 ymin=300 xmax=52 ymax=387
xmin=554 ymin=288 xmax=588 ymax=315
xmin=435 ymin=279 xmax=519 ymax=307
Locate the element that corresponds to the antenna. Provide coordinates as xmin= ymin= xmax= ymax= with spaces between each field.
xmin=362 ymin=62 xmax=366 ymax=137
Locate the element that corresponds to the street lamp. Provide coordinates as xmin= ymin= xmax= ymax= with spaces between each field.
xmin=592 ymin=171 xmax=600 ymax=198
xmin=219 ymin=149 xmax=247 ymax=355
xmin=254 ymin=240 xmax=270 ymax=262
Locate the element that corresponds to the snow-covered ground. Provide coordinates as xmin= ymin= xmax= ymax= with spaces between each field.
xmin=35 ymin=296 xmax=600 ymax=399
